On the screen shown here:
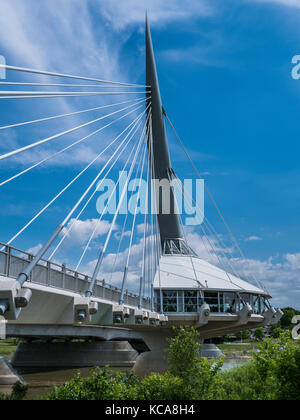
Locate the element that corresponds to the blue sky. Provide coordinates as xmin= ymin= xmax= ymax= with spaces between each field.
xmin=0 ymin=0 xmax=299 ymax=309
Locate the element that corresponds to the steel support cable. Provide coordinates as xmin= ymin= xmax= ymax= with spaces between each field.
xmin=48 ymin=117 xmax=143 ymax=262
xmin=173 ymin=180 xmax=235 ymax=285
xmin=172 ymin=174 xmax=241 ymax=280
xmin=149 ymin=123 xmax=156 ymax=310
xmin=0 ymin=82 xmax=147 ymax=89
xmin=14 ymin=112 xmax=148 ymax=288
xmin=49 ymin=109 xmax=149 ymax=262
xmin=145 ymin=202 xmax=151 ymax=299
xmin=105 ymin=124 xmax=150 ymax=287
xmin=0 ymin=102 xmax=146 ymax=187
xmin=3 ymin=109 xmax=147 ymax=251
xmin=181 ymin=181 xmax=265 ymax=290
xmin=173 ymin=171 xmax=252 ymax=282
xmin=0 ymin=101 xmax=147 ymax=161
xmin=73 ymin=112 xmax=150 ymax=271
xmin=0 ymin=64 xmax=149 ymax=88
xmin=164 ymin=110 xmax=267 ymax=293
xmin=139 ymin=124 xmax=151 ymax=308
xmin=0 ymin=91 xmax=151 ymax=99
xmin=154 ymin=209 xmax=163 ymax=312
xmin=172 ymin=178 xmax=207 ymax=290
xmin=147 ymin=125 xmax=155 ymax=301
xmin=85 ymin=118 xmax=148 ymax=298
xmin=0 ymin=98 xmax=145 ymax=131
xmin=148 ymin=121 xmax=158 ymax=309
xmin=108 ymin=126 xmax=150 ymax=288
xmin=143 ymin=117 xmax=154 ymax=301
xmin=151 ymin=154 xmax=163 ymax=312
xmin=174 ymin=181 xmax=248 ymax=290
xmin=108 ymin=205 xmax=130 ymax=286
xmin=0 ymin=94 xmax=148 ymax=100
xmin=149 ymin=118 xmax=162 ymax=310
xmin=75 ymin=142 xmax=140 ymax=272
xmin=75 ymin=122 xmax=147 ymax=272
xmin=119 ymin=141 xmax=148 ymax=304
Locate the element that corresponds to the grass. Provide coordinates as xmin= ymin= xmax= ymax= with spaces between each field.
xmin=218 ymin=343 xmax=257 ymax=357
xmin=0 ymin=339 xmax=18 ymax=358
xmin=219 ymin=339 xmax=300 ymax=357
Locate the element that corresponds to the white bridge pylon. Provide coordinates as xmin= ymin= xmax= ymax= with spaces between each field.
xmin=0 ymin=20 xmax=282 ymax=342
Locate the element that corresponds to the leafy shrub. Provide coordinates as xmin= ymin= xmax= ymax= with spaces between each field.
xmin=167 ymin=326 xmax=223 ymax=400
xmin=133 ymin=373 xmax=187 ymax=400
xmin=0 ymin=381 xmax=28 ymax=401
xmin=47 ymin=368 xmax=139 ymax=400
xmin=214 ymin=332 xmax=300 ymax=400
xmin=46 ymin=329 xmax=300 ymax=400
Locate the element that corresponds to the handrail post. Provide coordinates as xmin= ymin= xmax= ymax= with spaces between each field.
xmin=62 ymin=264 xmax=66 ymax=289
xmin=5 ymin=245 xmax=11 ymax=277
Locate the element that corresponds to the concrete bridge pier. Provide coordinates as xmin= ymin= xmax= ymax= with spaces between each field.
xmin=11 ymin=340 xmax=139 ymax=370
xmin=132 ymin=328 xmax=223 ymax=377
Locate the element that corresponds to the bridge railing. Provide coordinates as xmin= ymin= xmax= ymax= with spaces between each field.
xmin=0 ymin=242 xmax=151 ymax=309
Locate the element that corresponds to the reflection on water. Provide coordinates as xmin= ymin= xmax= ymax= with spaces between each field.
xmin=21 ymin=367 xmax=130 ymax=400
xmin=15 ymin=359 xmax=251 ymax=399
xmin=221 ymin=359 xmax=250 ymax=371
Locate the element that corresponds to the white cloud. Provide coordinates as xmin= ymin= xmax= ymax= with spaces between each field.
xmin=245 ymin=236 xmax=263 ymax=242
xmin=26 ymin=243 xmax=43 ymax=255
xmin=251 ymin=0 xmax=300 ymax=8
xmin=61 ymin=218 xmax=113 ymax=245
xmin=97 ymin=0 xmax=213 ymax=30
xmin=0 ymin=0 xmax=138 ymax=169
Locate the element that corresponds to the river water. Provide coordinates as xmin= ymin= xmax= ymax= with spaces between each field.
xmin=0 ymin=360 xmax=251 ymax=399
xmin=15 ymin=359 xmax=249 ymax=400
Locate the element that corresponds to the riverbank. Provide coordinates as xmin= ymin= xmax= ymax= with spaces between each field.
xmin=1 ymin=339 xmax=299 ymax=400
xmin=0 ymin=340 xmax=18 ymax=358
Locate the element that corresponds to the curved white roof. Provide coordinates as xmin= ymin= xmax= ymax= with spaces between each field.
xmin=153 ymin=255 xmax=268 ymax=296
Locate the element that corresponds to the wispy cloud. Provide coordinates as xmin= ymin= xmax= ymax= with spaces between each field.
xmin=251 ymin=0 xmax=300 ymax=9
xmin=61 ymin=218 xmax=114 ymax=246
xmin=97 ymin=0 xmax=213 ymax=30
xmin=245 ymin=236 xmax=263 ymax=242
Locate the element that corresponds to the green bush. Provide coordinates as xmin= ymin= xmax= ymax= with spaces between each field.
xmin=133 ymin=373 xmax=187 ymax=400
xmin=167 ymin=327 xmax=223 ymax=399
xmin=214 ymin=332 xmax=300 ymax=400
xmin=0 ymin=381 xmax=28 ymax=401
xmin=253 ymin=328 xmax=265 ymax=341
xmin=47 ymin=368 xmax=139 ymax=400
xmin=46 ymin=329 xmax=300 ymax=401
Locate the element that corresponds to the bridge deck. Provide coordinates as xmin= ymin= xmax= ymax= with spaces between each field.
xmin=0 ymin=242 xmax=151 ymax=310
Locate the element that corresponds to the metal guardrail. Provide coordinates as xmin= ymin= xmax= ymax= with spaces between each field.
xmin=0 ymin=242 xmax=151 ymax=309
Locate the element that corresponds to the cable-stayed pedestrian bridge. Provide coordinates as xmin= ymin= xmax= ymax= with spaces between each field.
xmin=0 ymin=19 xmax=282 ymax=369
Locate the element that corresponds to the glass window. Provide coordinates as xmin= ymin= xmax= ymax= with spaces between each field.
xmin=219 ymin=293 xmax=224 ymax=313
xmin=184 ymin=291 xmax=198 ymax=312
xmin=163 ymin=291 xmax=178 ymax=312
xmin=204 ymin=292 xmax=219 ymax=313
xmin=224 ymin=293 xmax=237 ymax=313
xmin=178 ymin=291 xmax=184 ymax=313
xmin=260 ymin=297 xmax=266 ymax=313
xmin=252 ymin=295 xmax=262 ymax=314
xmin=155 ymin=291 xmax=161 ymax=313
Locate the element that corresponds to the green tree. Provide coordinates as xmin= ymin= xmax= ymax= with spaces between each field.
xmin=167 ymin=327 xmax=223 ymax=399
xmin=167 ymin=326 xmax=202 ymax=381
xmin=235 ymin=330 xmax=251 ymax=342
xmin=253 ymin=328 xmax=265 ymax=341
xmin=280 ymin=307 xmax=300 ymax=330
xmin=270 ymin=327 xmax=283 ymax=339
